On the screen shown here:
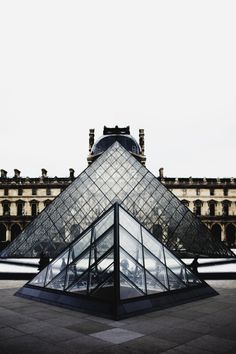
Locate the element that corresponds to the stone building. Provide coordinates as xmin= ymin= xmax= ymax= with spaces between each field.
xmin=160 ymin=171 xmax=236 ymax=247
xmin=0 ymin=168 xmax=75 ymax=249
xmin=0 ymin=126 xmax=235 ymax=249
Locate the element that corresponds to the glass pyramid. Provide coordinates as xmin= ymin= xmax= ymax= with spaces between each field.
xmin=16 ymin=204 xmax=217 ymax=319
xmin=1 ymin=142 xmax=234 ymax=258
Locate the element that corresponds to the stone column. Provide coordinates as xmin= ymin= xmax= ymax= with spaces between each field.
xmin=222 ymin=223 xmax=226 ymax=242
xmin=6 ymin=225 xmax=11 ymax=241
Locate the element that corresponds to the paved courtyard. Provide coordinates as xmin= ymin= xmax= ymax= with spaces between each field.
xmin=0 ymin=280 xmax=236 ymax=354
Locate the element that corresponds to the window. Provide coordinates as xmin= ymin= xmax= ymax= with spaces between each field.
xmin=223 ymin=204 xmax=229 ymax=216
xmin=194 ymin=200 xmax=202 ymax=216
xmin=17 ymin=203 xmax=23 ymax=216
xmin=209 ymin=203 xmax=215 ymax=216
xmin=181 ymin=199 xmax=189 ymax=207
xmin=32 ymin=188 xmax=37 ymax=196
xmin=31 ymin=203 xmax=37 ymax=216
xmin=223 ymin=188 xmax=228 ymax=196
xmin=4 ymin=188 xmax=8 ymax=196
xmin=210 ymin=188 xmax=214 ymax=196
xmin=18 ymin=188 xmax=23 ymax=196
xmin=208 ymin=200 xmax=216 ymax=216
xmin=196 ymin=188 xmax=200 ymax=196
xmin=222 ymin=201 xmax=230 ymax=216
xmin=195 ymin=205 xmax=201 ymax=216
xmin=44 ymin=200 xmax=51 ymax=207
xmin=2 ymin=201 xmax=10 ymax=216
xmin=46 ymin=188 xmax=51 ymax=196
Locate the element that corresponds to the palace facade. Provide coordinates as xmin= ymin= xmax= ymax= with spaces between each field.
xmin=0 ymin=127 xmax=235 ymax=249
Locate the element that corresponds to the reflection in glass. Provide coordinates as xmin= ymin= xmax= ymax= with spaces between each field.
xmin=120 ymin=274 xmax=144 ymax=299
xmin=143 ymin=249 xmax=168 ymax=289
xmin=164 ymin=248 xmax=187 ymax=284
xmin=120 ymin=249 xmax=145 ymax=293
xmin=142 ymin=228 xmax=165 ymax=263
xmin=45 ymin=249 xmax=69 ymax=285
xmin=120 ymin=227 xmax=143 ymax=266
xmin=119 ymin=208 xmax=142 ymax=242
xmin=145 ymin=272 xmax=165 ymax=294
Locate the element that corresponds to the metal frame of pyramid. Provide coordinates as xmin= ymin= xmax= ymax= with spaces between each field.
xmin=1 ymin=142 xmax=234 ymax=259
xmin=16 ymin=203 xmax=217 ymax=320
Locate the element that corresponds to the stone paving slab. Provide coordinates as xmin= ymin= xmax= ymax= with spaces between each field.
xmin=0 ymin=280 xmax=235 ymax=353
xmin=90 ymin=327 xmax=144 ymax=344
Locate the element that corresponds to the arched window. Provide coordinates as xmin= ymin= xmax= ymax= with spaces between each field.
xmin=0 ymin=223 xmax=7 ymax=242
xmin=16 ymin=200 xmax=25 ymax=216
xmin=208 ymin=200 xmax=217 ymax=216
xmin=11 ymin=224 xmax=22 ymax=241
xmin=222 ymin=200 xmax=231 ymax=216
xmin=2 ymin=200 xmax=10 ymax=216
xmin=181 ymin=199 xmax=189 ymax=207
xmin=30 ymin=200 xmax=39 ymax=216
xmin=211 ymin=224 xmax=221 ymax=242
xmin=194 ymin=200 xmax=202 ymax=216
xmin=44 ymin=199 xmax=51 ymax=208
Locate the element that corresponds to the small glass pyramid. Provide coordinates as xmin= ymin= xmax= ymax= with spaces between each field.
xmin=16 ymin=204 xmax=217 ymax=319
xmin=1 ymin=142 xmax=234 ymax=258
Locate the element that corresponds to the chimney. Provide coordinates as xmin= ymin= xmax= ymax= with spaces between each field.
xmin=41 ymin=168 xmax=47 ymax=178
xmin=69 ymin=168 xmax=75 ymax=180
xmin=139 ymin=129 xmax=145 ymax=155
xmin=14 ymin=169 xmax=21 ymax=178
xmin=159 ymin=167 xmax=164 ymax=179
xmin=89 ymin=129 xmax=95 ymax=153
xmin=1 ymin=169 xmax=7 ymax=178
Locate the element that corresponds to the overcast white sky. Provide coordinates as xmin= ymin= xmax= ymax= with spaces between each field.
xmin=0 ymin=1 xmax=235 ymax=179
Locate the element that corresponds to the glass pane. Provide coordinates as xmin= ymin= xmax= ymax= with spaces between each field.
xmin=120 ymin=249 xmax=146 ymax=294
xmin=144 ymin=249 xmax=168 ymax=289
xmin=29 ymin=267 xmax=47 ymax=287
xmin=90 ymin=229 xmax=114 ymax=265
xmin=88 ymin=263 xmax=114 ymax=293
xmin=164 ymin=249 xmax=187 ymax=284
xmin=73 ymin=250 xmax=90 ymax=277
xmin=119 ymin=227 xmax=143 ymax=266
xmin=119 ymin=208 xmax=142 ymax=242
xmin=145 ymin=272 xmax=166 ymax=295
xmin=95 ymin=229 xmax=114 ymax=256
xmin=69 ymin=230 xmax=91 ymax=262
xmin=142 ymin=228 xmax=165 ymax=263
xmin=47 ymin=269 xmax=67 ymax=290
xmin=120 ymin=274 xmax=144 ymax=299
xmin=94 ymin=210 xmax=114 ymax=240
xmin=166 ymin=269 xmax=186 ymax=290
xmin=68 ymin=272 xmax=89 ymax=294
xmin=45 ymin=250 xmax=69 ymax=285
xmin=186 ymin=269 xmax=201 ymax=286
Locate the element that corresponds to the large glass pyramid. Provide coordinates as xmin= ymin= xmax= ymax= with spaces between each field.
xmin=1 ymin=142 xmax=234 ymax=258
xmin=16 ymin=204 xmax=217 ymax=319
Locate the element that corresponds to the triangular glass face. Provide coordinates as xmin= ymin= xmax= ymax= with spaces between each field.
xmin=3 ymin=142 xmax=233 ymax=258
xmin=118 ymin=206 xmax=194 ymax=298
xmin=27 ymin=205 xmax=206 ymax=305
xmin=28 ymin=208 xmax=115 ymax=295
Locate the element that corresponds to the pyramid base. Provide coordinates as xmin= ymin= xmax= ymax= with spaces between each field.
xmin=15 ymin=283 xmax=218 ymax=320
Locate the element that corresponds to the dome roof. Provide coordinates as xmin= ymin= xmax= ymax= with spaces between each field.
xmin=91 ymin=134 xmax=141 ymax=156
